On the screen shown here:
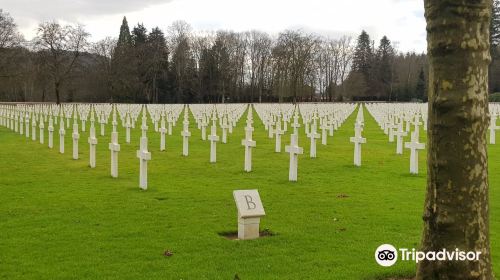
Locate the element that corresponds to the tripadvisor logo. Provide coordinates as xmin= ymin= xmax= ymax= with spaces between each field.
xmin=375 ymin=244 xmax=398 ymax=267
xmin=375 ymin=244 xmax=482 ymax=267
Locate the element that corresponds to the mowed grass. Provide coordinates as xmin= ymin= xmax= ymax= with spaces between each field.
xmin=0 ymin=105 xmax=498 ymax=280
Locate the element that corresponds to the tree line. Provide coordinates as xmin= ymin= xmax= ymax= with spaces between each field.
xmin=1 ymin=8 xmax=476 ymax=104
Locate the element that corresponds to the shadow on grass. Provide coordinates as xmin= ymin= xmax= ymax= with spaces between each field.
xmin=364 ymin=271 xmax=415 ymax=280
xmin=218 ymin=228 xmax=277 ymax=240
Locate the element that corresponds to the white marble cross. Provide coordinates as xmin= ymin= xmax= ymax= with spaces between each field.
xmin=308 ymin=121 xmax=320 ymax=158
xmin=412 ymin=116 xmax=422 ymax=140
xmin=39 ymin=114 xmax=45 ymax=145
xmin=99 ymin=112 xmax=106 ymax=136
xmin=349 ymin=122 xmax=366 ymax=166
xmin=48 ymin=116 xmax=54 ymax=149
xmin=221 ymin=116 xmax=229 ymax=144
xmin=201 ymin=115 xmax=208 ymax=140
xmin=59 ymin=114 xmax=65 ymax=154
xmin=329 ymin=115 xmax=335 ymax=136
xmin=274 ymin=119 xmax=284 ymax=153
xmin=72 ymin=110 xmax=80 ymax=160
xmin=109 ymin=107 xmax=120 ymax=177
xmin=19 ymin=110 xmax=24 ymax=135
xmin=88 ymin=108 xmax=98 ymax=168
xmin=159 ymin=114 xmax=167 ymax=151
xmin=181 ymin=107 xmax=191 ymax=156
xmin=490 ymin=114 xmax=498 ymax=144
xmin=285 ymin=133 xmax=303 ymax=182
xmin=136 ymin=107 xmax=151 ymax=190
xmin=208 ymin=113 xmax=220 ymax=163
xmin=291 ymin=111 xmax=301 ymax=135
xmin=241 ymin=108 xmax=256 ymax=172
xmin=320 ymin=119 xmax=328 ymax=145
xmin=388 ymin=121 xmax=396 ymax=143
xmin=125 ymin=114 xmax=132 ymax=144
xmin=268 ymin=120 xmax=274 ymax=139
xmin=31 ymin=112 xmax=37 ymax=141
xmin=395 ymin=122 xmax=407 ymax=155
xmin=167 ymin=114 xmax=173 ymax=135
xmin=405 ymin=131 xmax=425 ymax=174
xmin=25 ymin=111 xmax=30 ymax=138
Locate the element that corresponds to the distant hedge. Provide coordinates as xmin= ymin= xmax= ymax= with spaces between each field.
xmin=490 ymin=93 xmax=500 ymax=102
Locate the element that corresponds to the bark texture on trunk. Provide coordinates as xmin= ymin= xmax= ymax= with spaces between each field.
xmin=418 ymin=0 xmax=493 ymax=279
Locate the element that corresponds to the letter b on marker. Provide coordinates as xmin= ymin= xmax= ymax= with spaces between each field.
xmin=244 ymin=195 xmax=256 ymax=210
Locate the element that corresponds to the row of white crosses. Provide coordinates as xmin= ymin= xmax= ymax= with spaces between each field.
xmin=10 ymin=102 xmax=486 ymax=181
xmin=188 ymin=104 xmax=247 ymax=162
xmin=0 ymin=103 xmax=184 ymax=190
xmin=365 ymin=103 xmax=427 ymax=174
xmin=254 ymin=103 xmax=357 ymax=181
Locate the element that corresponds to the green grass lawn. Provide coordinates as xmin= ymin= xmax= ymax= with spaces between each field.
xmin=0 ymin=105 xmax=498 ymax=279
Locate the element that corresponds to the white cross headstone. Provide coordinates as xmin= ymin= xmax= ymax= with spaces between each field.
xmin=48 ymin=116 xmax=54 ymax=149
xmin=274 ymin=119 xmax=284 ymax=153
xmin=39 ymin=114 xmax=45 ymax=145
xmin=320 ymin=119 xmax=328 ymax=145
xmin=59 ymin=114 xmax=65 ymax=154
xmin=160 ymin=114 xmax=167 ymax=151
xmin=167 ymin=114 xmax=173 ymax=135
xmin=25 ymin=112 xmax=30 ymax=138
xmin=404 ymin=131 xmax=425 ymax=174
xmin=241 ymin=109 xmax=256 ymax=172
xmin=308 ymin=121 xmax=320 ymax=158
xmin=285 ymin=133 xmax=304 ymax=181
xmin=109 ymin=107 xmax=120 ymax=177
xmin=388 ymin=121 xmax=396 ymax=143
xmin=136 ymin=107 xmax=151 ymax=190
xmin=395 ymin=122 xmax=408 ymax=155
xmin=490 ymin=114 xmax=498 ymax=144
xmin=221 ymin=116 xmax=229 ymax=144
xmin=201 ymin=115 xmax=208 ymax=141
xmin=19 ymin=111 xmax=24 ymax=135
xmin=72 ymin=111 xmax=80 ymax=160
xmin=125 ymin=114 xmax=131 ymax=144
xmin=208 ymin=113 xmax=220 ymax=163
xmin=31 ymin=113 xmax=37 ymax=141
xmin=88 ymin=108 xmax=98 ymax=168
xmin=181 ymin=107 xmax=191 ymax=156
xmin=100 ymin=112 xmax=106 ymax=136
xmin=349 ymin=122 xmax=366 ymax=166
xmin=291 ymin=111 xmax=301 ymax=135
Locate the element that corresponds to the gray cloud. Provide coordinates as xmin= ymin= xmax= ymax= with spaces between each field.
xmin=3 ymin=0 xmax=174 ymax=23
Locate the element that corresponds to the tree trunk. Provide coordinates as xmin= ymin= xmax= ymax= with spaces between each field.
xmin=418 ymin=0 xmax=493 ymax=279
xmin=55 ymin=81 xmax=61 ymax=104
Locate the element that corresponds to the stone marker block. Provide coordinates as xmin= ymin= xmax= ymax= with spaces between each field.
xmin=233 ymin=190 xmax=265 ymax=240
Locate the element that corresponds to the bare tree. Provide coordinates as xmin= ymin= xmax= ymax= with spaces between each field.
xmin=91 ymin=37 xmax=117 ymax=101
xmin=0 ymin=9 xmax=22 ymax=49
xmin=34 ymin=22 xmax=89 ymax=103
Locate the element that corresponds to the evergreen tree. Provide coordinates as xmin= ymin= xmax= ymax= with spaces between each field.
xmin=375 ymin=36 xmax=395 ymax=100
xmin=415 ymin=67 xmax=425 ymax=101
xmin=117 ymin=16 xmax=132 ymax=49
xmin=111 ymin=16 xmax=136 ymax=102
xmin=352 ymin=30 xmax=373 ymax=98
xmin=146 ymin=27 xmax=169 ymax=103
xmin=352 ymin=30 xmax=372 ymax=75
xmin=132 ymin=23 xmax=148 ymax=47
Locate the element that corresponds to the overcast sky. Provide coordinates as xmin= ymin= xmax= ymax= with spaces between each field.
xmin=3 ymin=0 xmax=427 ymax=53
